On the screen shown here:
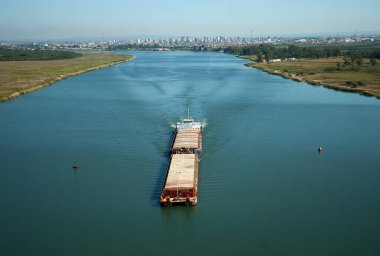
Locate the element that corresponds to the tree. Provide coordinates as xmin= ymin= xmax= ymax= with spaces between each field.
xmin=356 ymin=57 xmax=363 ymax=67
xmin=288 ymin=45 xmax=300 ymax=58
xmin=265 ymin=48 xmax=273 ymax=62
xmin=336 ymin=62 xmax=341 ymax=70
xmin=343 ymin=58 xmax=350 ymax=66
xmin=370 ymin=58 xmax=377 ymax=66
xmin=256 ymin=53 xmax=263 ymax=63
xmin=350 ymin=55 xmax=356 ymax=65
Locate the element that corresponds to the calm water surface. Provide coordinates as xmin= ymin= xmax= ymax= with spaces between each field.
xmin=1 ymin=51 xmax=380 ymax=256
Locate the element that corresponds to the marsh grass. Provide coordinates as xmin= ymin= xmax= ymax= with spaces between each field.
xmin=247 ymin=57 xmax=380 ymax=98
xmin=0 ymin=53 xmax=133 ymax=102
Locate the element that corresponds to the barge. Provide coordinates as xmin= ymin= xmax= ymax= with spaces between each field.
xmin=160 ymin=110 xmax=202 ymax=207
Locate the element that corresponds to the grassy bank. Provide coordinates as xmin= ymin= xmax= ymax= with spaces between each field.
xmin=0 ymin=52 xmax=133 ymax=102
xmin=244 ymin=57 xmax=380 ymax=98
xmin=0 ymin=48 xmax=82 ymax=61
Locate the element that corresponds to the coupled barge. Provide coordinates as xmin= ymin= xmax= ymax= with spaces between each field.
xmin=160 ymin=111 xmax=202 ymax=207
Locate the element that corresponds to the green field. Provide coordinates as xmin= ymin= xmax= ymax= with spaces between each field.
xmin=245 ymin=57 xmax=380 ymax=98
xmin=0 ymin=53 xmax=133 ymax=102
xmin=0 ymin=48 xmax=82 ymax=61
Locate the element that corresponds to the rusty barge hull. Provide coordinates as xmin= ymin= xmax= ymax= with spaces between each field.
xmin=160 ymin=115 xmax=202 ymax=207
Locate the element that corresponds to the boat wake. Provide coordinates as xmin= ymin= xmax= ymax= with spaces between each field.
xmin=200 ymin=119 xmax=208 ymax=129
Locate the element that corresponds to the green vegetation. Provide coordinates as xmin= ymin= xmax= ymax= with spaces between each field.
xmin=246 ymin=57 xmax=380 ymax=98
xmin=233 ymin=42 xmax=380 ymax=98
xmin=225 ymin=44 xmax=342 ymax=59
xmin=226 ymin=41 xmax=380 ymax=60
xmin=0 ymin=53 xmax=133 ymax=102
xmin=0 ymin=47 xmax=82 ymax=61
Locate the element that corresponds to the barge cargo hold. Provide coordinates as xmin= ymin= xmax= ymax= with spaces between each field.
xmin=160 ymin=111 xmax=202 ymax=207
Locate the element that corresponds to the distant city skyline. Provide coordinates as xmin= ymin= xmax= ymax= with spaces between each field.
xmin=1 ymin=0 xmax=380 ymax=40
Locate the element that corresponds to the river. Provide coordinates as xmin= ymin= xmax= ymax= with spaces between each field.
xmin=1 ymin=51 xmax=379 ymax=255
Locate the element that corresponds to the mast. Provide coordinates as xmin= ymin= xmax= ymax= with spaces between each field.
xmin=187 ymin=107 xmax=190 ymax=120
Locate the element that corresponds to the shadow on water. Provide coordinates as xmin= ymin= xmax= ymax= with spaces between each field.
xmin=160 ymin=204 xmax=198 ymax=216
xmin=150 ymin=130 xmax=174 ymax=207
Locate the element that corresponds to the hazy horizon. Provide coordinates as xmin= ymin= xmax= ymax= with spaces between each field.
xmin=1 ymin=0 xmax=380 ymax=41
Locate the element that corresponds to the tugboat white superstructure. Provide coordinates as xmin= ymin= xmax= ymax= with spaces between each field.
xmin=160 ymin=109 xmax=202 ymax=206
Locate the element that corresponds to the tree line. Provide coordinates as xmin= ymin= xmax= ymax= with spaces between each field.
xmin=0 ymin=48 xmax=82 ymax=61
xmin=223 ymin=44 xmax=380 ymax=61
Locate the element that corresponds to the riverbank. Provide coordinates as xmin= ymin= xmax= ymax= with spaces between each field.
xmin=0 ymin=53 xmax=133 ymax=102
xmin=244 ymin=57 xmax=380 ymax=99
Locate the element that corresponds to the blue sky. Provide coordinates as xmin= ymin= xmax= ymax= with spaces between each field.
xmin=1 ymin=0 xmax=380 ymax=40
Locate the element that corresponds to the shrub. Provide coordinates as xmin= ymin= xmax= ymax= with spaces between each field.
xmin=350 ymin=66 xmax=360 ymax=71
xmin=345 ymin=81 xmax=366 ymax=88
xmin=324 ymin=67 xmax=336 ymax=72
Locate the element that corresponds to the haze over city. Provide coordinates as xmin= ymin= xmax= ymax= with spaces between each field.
xmin=1 ymin=0 xmax=380 ymax=40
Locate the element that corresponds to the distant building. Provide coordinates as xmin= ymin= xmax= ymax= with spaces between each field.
xmin=344 ymin=38 xmax=355 ymax=43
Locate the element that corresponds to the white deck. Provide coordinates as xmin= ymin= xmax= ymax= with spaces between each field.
xmin=164 ymin=154 xmax=196 ymax=189
xmin=176 ymin=121 xmax=202 ymax=130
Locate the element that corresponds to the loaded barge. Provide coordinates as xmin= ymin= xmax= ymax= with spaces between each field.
xmin=160 ymin=110 xmax=202 ymax=207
